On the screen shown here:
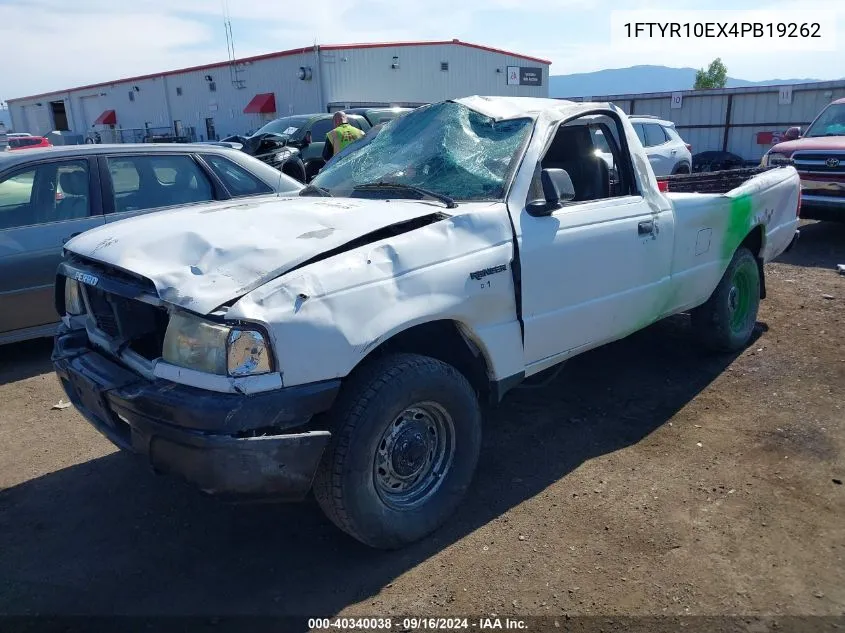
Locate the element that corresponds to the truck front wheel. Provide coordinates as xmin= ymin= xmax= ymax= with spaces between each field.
xmin=313 ymin=353 xmax=482 ymax=549
xmin=691 ymin=246 xmax=761 ymax=352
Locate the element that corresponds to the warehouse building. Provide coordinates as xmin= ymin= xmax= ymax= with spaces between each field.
xmin=7 ymin=40 xmax=550 ymax=143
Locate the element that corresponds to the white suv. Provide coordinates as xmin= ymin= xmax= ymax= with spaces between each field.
xmin=628 ymin=115 xmax=692 ymax=176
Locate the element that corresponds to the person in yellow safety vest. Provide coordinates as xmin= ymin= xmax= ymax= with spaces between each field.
xmin=322 ymin=111 xmax=364 ymax=162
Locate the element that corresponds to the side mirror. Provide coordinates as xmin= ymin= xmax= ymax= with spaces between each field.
xmin=303 ymin=131 xmax=312 ymax=146
xmin=784 ymin=126 xmax=801 ymax=141
xmin=527 ymin=168 xmax=575 ymax=216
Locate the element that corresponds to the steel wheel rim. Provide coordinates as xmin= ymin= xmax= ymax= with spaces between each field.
xmin=373 ymin=401 xmax=456 ymax=510
xmin=729 ymin=262 xmax=756 ymax=334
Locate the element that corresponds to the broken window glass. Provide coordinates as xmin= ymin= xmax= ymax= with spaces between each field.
xmin=312 ymin=102 xmax=533 ymax=201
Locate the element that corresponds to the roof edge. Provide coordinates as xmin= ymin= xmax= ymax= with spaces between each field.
xmin=8 ymin=39 xmax=551 ymax=104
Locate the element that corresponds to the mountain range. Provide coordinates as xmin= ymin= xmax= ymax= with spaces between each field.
xmin=549 ymin=65 xmax=828 ymax=99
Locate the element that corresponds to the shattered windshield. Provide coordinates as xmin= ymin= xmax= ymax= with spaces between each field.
xmin=805 ymin=103 xmax=845 ymax=137
xmin=311 ymin=102 xmax=533 ymax=201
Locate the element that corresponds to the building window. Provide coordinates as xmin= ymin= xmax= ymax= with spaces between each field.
xmin=208 ymin=81 xmax=217 ymax=93
xmin=128 ymin=91 xmax=135 ymax=102
xmin=176 ymin=87 xmax=183 ymax=96
xmin=441 ymin=61 xmax=449 ymax=72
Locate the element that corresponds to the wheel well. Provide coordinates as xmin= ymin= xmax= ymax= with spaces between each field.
xmin=364 ymin=320 xmax=491 ymax=401
xmin=739 ymin=225 xmax=766 ymax=299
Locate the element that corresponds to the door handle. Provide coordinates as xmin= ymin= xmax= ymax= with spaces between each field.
xmin=62 ymin=232 xmax=81 ymax=244
xmin=638 ymin=220 xmax=654 ymax=235
xmin=671 ymin=149 xmax=678 ymax=154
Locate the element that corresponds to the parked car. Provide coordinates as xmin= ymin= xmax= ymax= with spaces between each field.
xmin=342 ymin=107 xmax=413 ymax=127
xmin=227 ymin=113 xmax=372 ymax=182
xmin=761 ymin=97 xmax=845 ymax=222
xmin=0 ymin=143 xmax=303 ymax=345
xmin=52 ymin=96 xmax=799 ymax=549
xmin=628 ymin=115 xmax=692 ymax=175
xmin=9 ymin=136 xmax=52 ymax=151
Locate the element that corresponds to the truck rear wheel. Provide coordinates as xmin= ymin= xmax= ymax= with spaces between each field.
xmin=691 ymin=246 xmax=760 ymax=352
xmin=313 ymin=353 xmax=482 ymax=549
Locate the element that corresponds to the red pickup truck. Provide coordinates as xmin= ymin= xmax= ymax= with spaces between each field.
xmin=761 ymin=97 xmax=845 ymax=222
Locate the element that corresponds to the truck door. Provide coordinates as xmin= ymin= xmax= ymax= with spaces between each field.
xmin=510 ymin=113 xmax=675 ymax=369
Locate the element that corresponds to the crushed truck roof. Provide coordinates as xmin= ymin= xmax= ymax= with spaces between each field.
xmin=453 ymin=95 xmax=617 ymax=121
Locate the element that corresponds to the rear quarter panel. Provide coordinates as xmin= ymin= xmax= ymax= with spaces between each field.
xmin=662 ymin=166 xmax=800 ymax=315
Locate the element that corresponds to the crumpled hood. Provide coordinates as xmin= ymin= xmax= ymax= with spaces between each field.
xmin=65 ymin=196 xmax=449 ymax=314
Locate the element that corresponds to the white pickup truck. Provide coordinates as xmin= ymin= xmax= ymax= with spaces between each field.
xmin=52 ymin=96 xmax=801 ymax=549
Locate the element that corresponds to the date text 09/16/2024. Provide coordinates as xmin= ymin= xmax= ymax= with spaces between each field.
xmin=308 ymin=617 xmax=528 ymax=630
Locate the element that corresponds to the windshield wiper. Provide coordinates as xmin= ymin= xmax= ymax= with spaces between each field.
xmin=299 ymin=183 xmax=333 ymax=197
xmin=353 ymin=182 xmax=458 ymax=209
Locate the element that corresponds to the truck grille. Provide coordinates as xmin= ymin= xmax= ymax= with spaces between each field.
xmin=792 ymin=152 xmax=845 ymax=175
xmin=85 ymin=286 xmax=121 ymax=337
xmin=82 ymin=285 xmax=169 ymax=360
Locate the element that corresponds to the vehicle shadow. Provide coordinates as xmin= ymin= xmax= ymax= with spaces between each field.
xmin=0 ymin=316 xmax=759 ymax=624
xmin=776 ymin=220 xmax=845 ymax=270
xmin=0 ymin=337 xmax=54 ymax=386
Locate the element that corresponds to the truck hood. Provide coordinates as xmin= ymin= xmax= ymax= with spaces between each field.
xmin=65 ymin=196 xmax=450 ymax=314
xmin=771 ymin=135 xmax=845 ymax=155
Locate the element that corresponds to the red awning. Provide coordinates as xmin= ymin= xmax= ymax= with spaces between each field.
xmin=93 ymin=110 xmax=117 ymax=125
xmin=243 ymin=93 xmax=276 ymax=114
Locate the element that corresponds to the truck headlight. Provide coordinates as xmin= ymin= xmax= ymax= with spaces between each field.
xmin=761 ymin=152 xmax=789 ymax=167
xmin=162 ymin=312 xmax=272 ymax=377
xmin=64 ymin=278 xmax=85 ymax=315
xmin=228 ymin=329 xmax=272 ymax=376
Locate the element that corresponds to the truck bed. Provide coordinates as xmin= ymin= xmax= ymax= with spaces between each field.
xmin=658 ymin=164 xmax=801 ymax=318
xmin=657 ymin=166 xmax=777 ymax=194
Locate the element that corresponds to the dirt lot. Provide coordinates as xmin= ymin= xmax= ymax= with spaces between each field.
xmin=0 ymin=221 xmax=843 ymax=627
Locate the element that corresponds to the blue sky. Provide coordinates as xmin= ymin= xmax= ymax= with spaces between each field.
xmin=0 ymin=0 xmax=841 ymax=100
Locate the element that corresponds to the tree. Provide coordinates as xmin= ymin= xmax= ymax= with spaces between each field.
xmin=694 ymin=58 xmax=728 ymax=90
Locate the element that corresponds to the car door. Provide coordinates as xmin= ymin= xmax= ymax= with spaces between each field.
xmin=99 ymin=153 xmax=217 ymax=224
xmin=0 ymin=157 xmax=104 ymax=337
xmin=642 ymin=123 xmax=674 ymax=176
xmin=513 ymin=114 xmax=675 ymax=370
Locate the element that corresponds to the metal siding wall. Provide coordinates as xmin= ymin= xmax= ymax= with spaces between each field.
xmin=6 ymin=101 xmax=56 ymax=135
xmin=684 ymin=128 xmax=723 ymax=154
xmin=9 ymin=104 xmax=24 ymax=133
xmin=629 ymin=97 xmax=670 ymax=119
xmin=166 ymin=53 xmax=321 ymax=139
xmin=320 ymin=44 xmax=549 ymax=105
xmin=586 ymin=82 xmax=845 ymax=161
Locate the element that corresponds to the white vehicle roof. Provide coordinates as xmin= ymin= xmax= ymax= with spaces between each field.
xmin=628 ymin=114 xmax=676 ymax=127
xmin=454 ymin=95 xmax=619 ymax=122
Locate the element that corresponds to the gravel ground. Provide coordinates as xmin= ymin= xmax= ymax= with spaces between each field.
xmin=0 ymin=220 xmax=842 ymax=628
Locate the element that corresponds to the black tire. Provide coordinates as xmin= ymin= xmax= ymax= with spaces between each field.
xmin=673 ymin=162 xmax=691 ymax=174
xmin=313 ymin=353 xmax=482 ymax=549
xmin=691 ymin=247 xmax=760 ymax=352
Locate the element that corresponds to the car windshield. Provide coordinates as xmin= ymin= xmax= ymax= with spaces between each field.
xmin=805 ymin=103 xmax=845 ymax=137
xmin=311 ymin=101 xmax=533 ymax=201
xmin=250 ymin=116 xmax=311 ymax=139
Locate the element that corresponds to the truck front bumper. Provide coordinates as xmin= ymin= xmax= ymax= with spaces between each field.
xmin=52 ymin=327 xmax=338 ymax=500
